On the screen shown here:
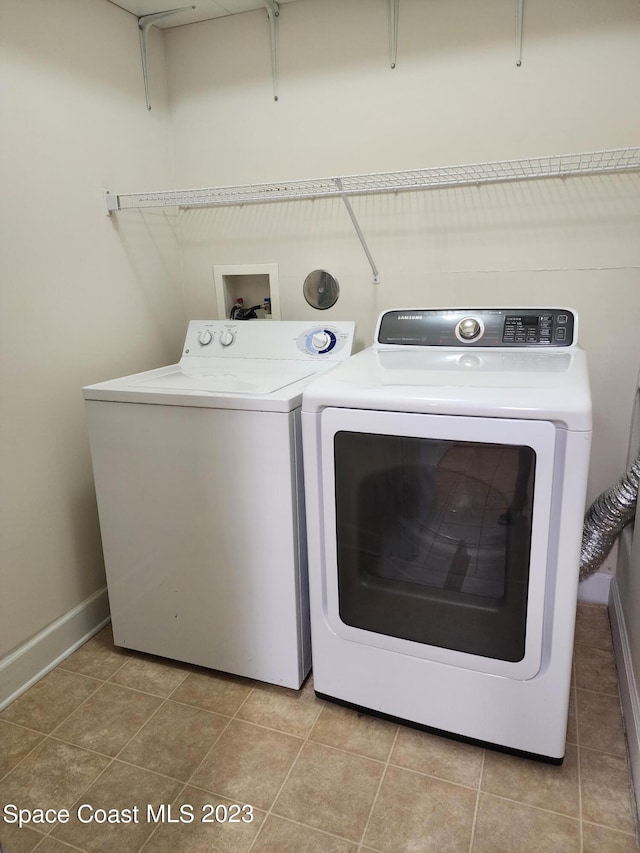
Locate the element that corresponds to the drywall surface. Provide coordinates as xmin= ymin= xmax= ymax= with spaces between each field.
xmin=163 ymin=0 xmax=640 ymax=506
xmin=0 ymin=0 xmax=183 ymax=661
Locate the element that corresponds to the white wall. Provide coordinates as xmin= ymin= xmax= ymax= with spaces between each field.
xmin=163 ymin=0 xmax=640 ymax=507
xmin=0 ymin=0 xmax=184 ymax=672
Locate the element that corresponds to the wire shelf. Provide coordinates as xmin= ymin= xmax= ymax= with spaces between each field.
xmin=107 ymin=146 xmax=640 ymax=213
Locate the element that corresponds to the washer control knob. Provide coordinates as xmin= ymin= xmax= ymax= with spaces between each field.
xmin=198 ymin=330 xmax=213 ymax=346
xmin=312 ymin=331 xmax=331 ymax=352
xmin=219 ymin=330 xmax=235 ymax=347
xmin=457 ymin=317 xmax=482 ymax=340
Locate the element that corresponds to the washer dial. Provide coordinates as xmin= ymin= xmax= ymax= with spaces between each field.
xmin=312 ymin=331 xmax=331 ymax=351
xmin=305 ymin=328 xmax=337 ymax=354
xmin=198 ymin=330 xmax=213 ymax=346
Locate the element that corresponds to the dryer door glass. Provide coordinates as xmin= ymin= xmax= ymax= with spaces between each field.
xmin=334 ymin=431 xmax=535 ymax=662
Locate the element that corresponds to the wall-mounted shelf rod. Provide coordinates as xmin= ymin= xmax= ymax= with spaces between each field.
xmin=105 ymin=147 xmax=640 ymax=213
xmin=515 ymin=0 xmax=524 ymax=66
xmin=263 ymin=0 xmax=280 ymax=100
xmin=139 ymin=6 xmax=194 ymax=110
xmin=389 ymin=0 xmax=399 ymax=68
xmin=334 ymin=178 xmax=380 ymax=284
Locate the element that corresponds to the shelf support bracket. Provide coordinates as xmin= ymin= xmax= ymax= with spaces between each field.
xmin=104 ymin=190 xmax=120 ymax=216
xmin=515 ymin=0 xmax=525 ymax=67
xmin=389 ymin=0 xmax=399 ymax=68
xmin=263 ymin=1 xmax=280 ymax=101
xmin=139 ymin=7 xmax=194 ymax=110
xmin=334 ymin=179 xmax=380 ymax=284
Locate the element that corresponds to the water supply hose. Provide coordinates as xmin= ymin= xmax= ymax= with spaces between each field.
xmin=230 ymin=304 xmax=261 ymax=320
xmin=579 ymin=452 xmax=640 ymax=580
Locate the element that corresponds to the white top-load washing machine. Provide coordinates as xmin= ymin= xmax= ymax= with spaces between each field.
xmin=84 ymin=319 xmax=355 ymax=689
xmin=302 ymin=308 xmax=591 ymax=760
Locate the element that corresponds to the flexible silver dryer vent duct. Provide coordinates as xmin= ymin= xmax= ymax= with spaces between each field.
xmin=580 ymin=452 xmax=640 ymax=580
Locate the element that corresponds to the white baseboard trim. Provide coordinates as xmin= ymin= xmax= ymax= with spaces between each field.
xmin=578 ymin=569 xmax=613 ymax=604
xmin=609 ymin=577 xmax=640 ymax=813
xmin=0 ymin=587 xmax=110 ymax=711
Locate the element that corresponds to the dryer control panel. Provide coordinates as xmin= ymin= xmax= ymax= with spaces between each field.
xmin=377 ymin=309 xmax=576 ymax=348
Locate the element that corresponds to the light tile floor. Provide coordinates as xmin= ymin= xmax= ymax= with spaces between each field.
xmin=0 ymin=604 xmax=637 ymax=852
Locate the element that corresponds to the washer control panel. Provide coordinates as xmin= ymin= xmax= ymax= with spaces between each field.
xmin=377 ymin=309 xmax=576 ymax=348
xmin=182 ymin=320 xmax=355 ymax=361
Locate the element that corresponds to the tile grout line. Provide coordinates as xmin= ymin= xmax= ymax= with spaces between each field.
xmin=250 ymin=725 xmax=304 ymax=848
xmin=32 ymin=832 xmax=88 ymax=853
xmin=245 ymin=682 xmax=327 ymax=852
xmin=136 ymin=780 xmax=190 ymax=853
xmin=15 ymin=677 xmax=112 ymax=849
xmin=0 ymin=720 xmax=47 ymax=786
xmin=133 ymin=675 xmax=308 ymax=851
xmin=467 ymin=748 xmax=486 ymax=852
xmin=32 ymin=837 xmax=87 ymax=853
xmin=37 ymin=661 xmax=192 ymax=853
xmin=137 ymin=671 xmax=246 ymax=852
xmin=355 ymin=724 xmax=401 ymax=853
xmin=472 ymin=790 xmax=585 ymax=824
xmin=58 ymin=642 xmax=133 ymax=682
xmin=575 ymin=613 xmax=640 ymax=843
xmin=0 ymin=667 xmax=106 ymax=801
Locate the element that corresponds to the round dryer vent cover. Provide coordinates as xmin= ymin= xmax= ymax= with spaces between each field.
xmin=303 ymin=270 xmax=340 ymax=310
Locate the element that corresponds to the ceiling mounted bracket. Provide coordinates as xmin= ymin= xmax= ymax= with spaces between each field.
xmin=389 ymin=0 xmax=399 ymax=68
xmin=139 ymin=6 xmax=194 ymax=110
xmin=263 ymin=1 xmax=280 ymax=101
xmin=515 ymin=0 xmax=525 ymax=66
xmin=334 ymin=178 xmax=380 ymax=284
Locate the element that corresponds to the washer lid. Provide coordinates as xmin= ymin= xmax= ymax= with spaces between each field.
xmin=83 ymin=360 xmax=335 ymax=412
xmin=130 ymin=360 xmax=317 ymax=395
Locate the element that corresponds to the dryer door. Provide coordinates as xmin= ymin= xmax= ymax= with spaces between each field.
xmin=319 ymin=408 xmax=557 ymax=680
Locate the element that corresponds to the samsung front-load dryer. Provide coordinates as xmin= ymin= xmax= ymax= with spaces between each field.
xmin=302 ymin=308 xmax=591 ymax=760
xmin=84 ymin=319 xmax=354 ymax=689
